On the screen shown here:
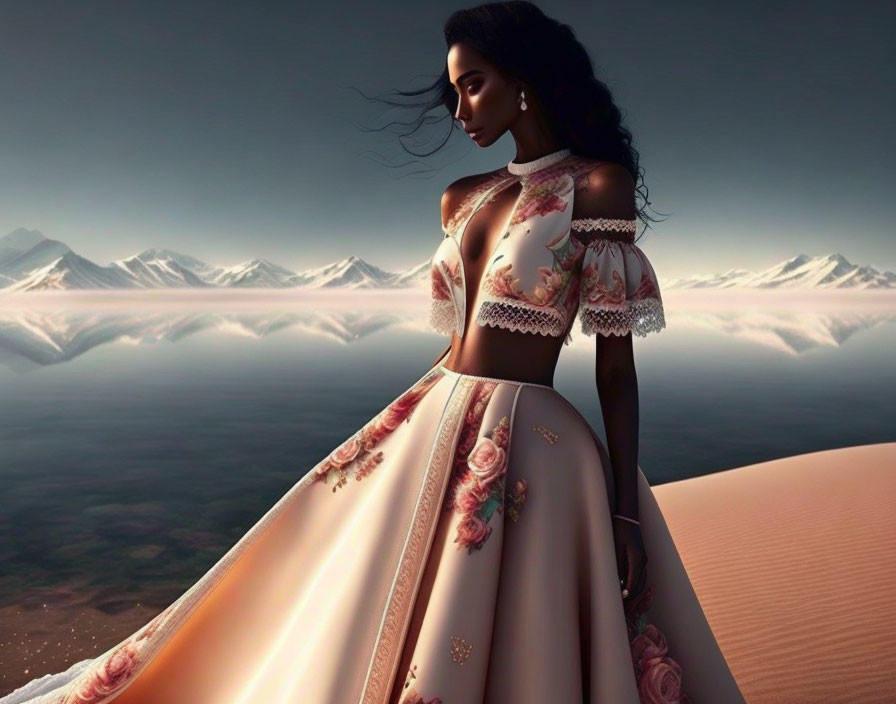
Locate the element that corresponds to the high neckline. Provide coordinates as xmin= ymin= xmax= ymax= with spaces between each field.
xmin=506 ymin=147 xmax=571 ymax=175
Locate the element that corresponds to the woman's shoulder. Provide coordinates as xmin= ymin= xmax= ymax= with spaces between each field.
xmin=440 ymin=167 xmax=508 ymax=233
xmin=564 ymin=154 xmax=632 ymax=189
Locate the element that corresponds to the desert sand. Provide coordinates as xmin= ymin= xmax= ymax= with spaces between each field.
xmin=652 ymin=442 xmax=896 ymax=703
xmin=2 ymin=442 xmax=894 ymax=702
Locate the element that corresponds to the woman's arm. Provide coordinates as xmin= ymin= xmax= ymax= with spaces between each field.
xmin=572 ymin=162 xmax=641 ymax=518
xmin=594 ymin=333 xmax=639 ymax=519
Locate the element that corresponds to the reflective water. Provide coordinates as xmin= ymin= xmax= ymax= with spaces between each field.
xmin=0 ymin=289 xmax=893 ymax=617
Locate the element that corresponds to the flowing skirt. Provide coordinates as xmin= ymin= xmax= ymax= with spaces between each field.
xmin=1 ymin=361 xmax=744 ymax=704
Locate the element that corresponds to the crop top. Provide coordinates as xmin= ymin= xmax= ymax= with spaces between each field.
xmin=429 ymin=147 xmax=666 ymax=345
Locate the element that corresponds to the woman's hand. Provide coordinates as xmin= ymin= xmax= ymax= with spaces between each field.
xmin=612 ymin=517 xmax=648 ymax=600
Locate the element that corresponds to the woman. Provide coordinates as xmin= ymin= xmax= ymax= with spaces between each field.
xmin=2 ymin=3 xmax=745 ymax=703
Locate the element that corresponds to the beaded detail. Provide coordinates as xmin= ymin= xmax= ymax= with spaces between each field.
xmin=533 ymin=424 xmax=558 ymax=445
xmin=450 ymin=635 xmax=473 ymax=664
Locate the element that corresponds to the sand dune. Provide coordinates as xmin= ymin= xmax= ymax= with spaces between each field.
xmin=653 ymin=442 xmax=896 ymax=704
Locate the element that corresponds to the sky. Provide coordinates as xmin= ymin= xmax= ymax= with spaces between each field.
xmin=0 ymin=0 xmax=893 ymax=279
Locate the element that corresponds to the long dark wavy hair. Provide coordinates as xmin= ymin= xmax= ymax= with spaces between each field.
xmin=348 ymin=1 xmax=665 ymax=235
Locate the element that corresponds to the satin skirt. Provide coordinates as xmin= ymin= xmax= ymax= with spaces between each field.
xmin=1 ymin=362 xmax=744 ymax=704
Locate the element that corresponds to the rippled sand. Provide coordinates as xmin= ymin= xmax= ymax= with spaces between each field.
xmin=653 ymin=442 xmax=896 ymax=704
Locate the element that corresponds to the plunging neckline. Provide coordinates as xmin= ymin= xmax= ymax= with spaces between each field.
xmin=451 ymin=147 xmax=572 ymax=338
xmin=454 ymin=176 xmax=523 ymax=339
xmin=447 ymin=148 xmax=572 ymax=339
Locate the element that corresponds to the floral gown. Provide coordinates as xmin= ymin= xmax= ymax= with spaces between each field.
xmin=1 ymin=148 xmax=744 ymax=704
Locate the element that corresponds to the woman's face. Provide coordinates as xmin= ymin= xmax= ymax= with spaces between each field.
xmin=447 ymin=43 xmax=520 ymax=147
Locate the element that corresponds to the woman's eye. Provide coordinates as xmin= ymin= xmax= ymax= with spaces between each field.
xmin=467 ymin=83 xmax=481 ymax=94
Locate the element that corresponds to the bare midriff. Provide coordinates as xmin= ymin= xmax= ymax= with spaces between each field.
xmin=440 ymin=176 xmax=572 ymax=388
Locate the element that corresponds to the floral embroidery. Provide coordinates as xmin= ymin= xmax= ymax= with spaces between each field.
xmin=449 ymin=635 xmax=473 ymax=664
xmin=481 ymin=263 xmax=565 ymax=308
xmin=505 ymin=478 xmax=527 ymax=522
xmin=452 ymin=414 xmax=511 ymax=553
xmin=430 ymin=263 xmax=451 ymax=302
xmin=443 ymin=381 xmax=498 ymax=514
xmin=483 ymin=224 xmax=582 ymax=306
xmin=508 ymin=162 xmax=576 ymax=227
xmin=580 ymin=261 xmax=626 ymax=308
xmin=510 ymin=188 xmax=567 ymax=225
xmin=55 ymin=604 xmax=175 ymax=703
xmin=439 ymin=259 xmax=461 ymax=289
xmin=314 ymin=370 xmax=443 ymax=492
xmin=431 ymin=154 xmax=665 ymax=342
xmin=70 ymin=642 xmax=139 ymax=702
xmin=624 ymin=585 xmax=693 ymax=704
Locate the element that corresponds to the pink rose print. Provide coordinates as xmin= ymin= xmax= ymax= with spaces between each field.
xmin=452 ymin=414 xmax=511 ymax=553
xmin=72 ymin=642 xmax=139 ymax=703
xmin=456 ymin=476 xmax=492 ymax=514
xmin=639 ymin=656 xmax=689 ymax=704
xmin=314 ymin=370 xmax=442 ymax=492
xmin=456 ymin=513 xmax=492 ymax=548
xmin=623 ymin=585 xmax=692 ymax=704
xmin=531 ymin=267 xmax=564 ymax=305
xmin=444 ymin=381 xmax=499 ymax=515
xmin=381 ymin=392 xmax=421 ymax=432
xmin=466 ymin=436 xmax=507 ymax=484
xmin=482 ymin=263 xmax=523 ymax=299
xmin=505 ymin=478 xmax=527 ymax=523
xmin=329 ymin=436 xmax=362 ymax=468
xmin=482 ymin=255 xmax=575 ymax=311
xmin=510 ymin=191 xmax=567 ymax=225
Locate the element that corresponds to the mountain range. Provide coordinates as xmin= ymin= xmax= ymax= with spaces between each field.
xmin=0 ymin=228 xmax=893 ymax=291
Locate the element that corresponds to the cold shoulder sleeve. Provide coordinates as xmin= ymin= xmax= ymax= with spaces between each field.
xmin=571 ymin=217 xmax=666 ymax=338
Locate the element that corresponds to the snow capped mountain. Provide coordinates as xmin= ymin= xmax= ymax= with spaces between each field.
xmin=0 ymin=237 xmax=73 ymax=287
xmin=2 ymin=229 xmax=892 ymax=292
xmin=293 ymin=256 xmax=398 ymax=288
xmin=9 ymin=251 xmax=140 ymax=291
xmin=111 ymin=253 xmax=212 ymax=288
xmin=663 ymin=253 xmax=895 ymax=290
xmin=134 ymin=248 xmax=224 ymax=280
xmin=213 ymin=258 xmax=299 ymax=288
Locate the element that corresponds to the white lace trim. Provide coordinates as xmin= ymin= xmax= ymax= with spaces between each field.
xmin=475 ymin=299 xmax=567 ymax=337
xmin=570 ymin=217 xmax=637 ymax=234
xmin=429 ymin=298 xmax=456 ymax=336
xmin=578 ymin=297 xmax=666 ymax=338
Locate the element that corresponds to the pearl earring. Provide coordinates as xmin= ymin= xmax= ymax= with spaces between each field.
xmin=519 ymin=90 xmax=527 ymax=111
